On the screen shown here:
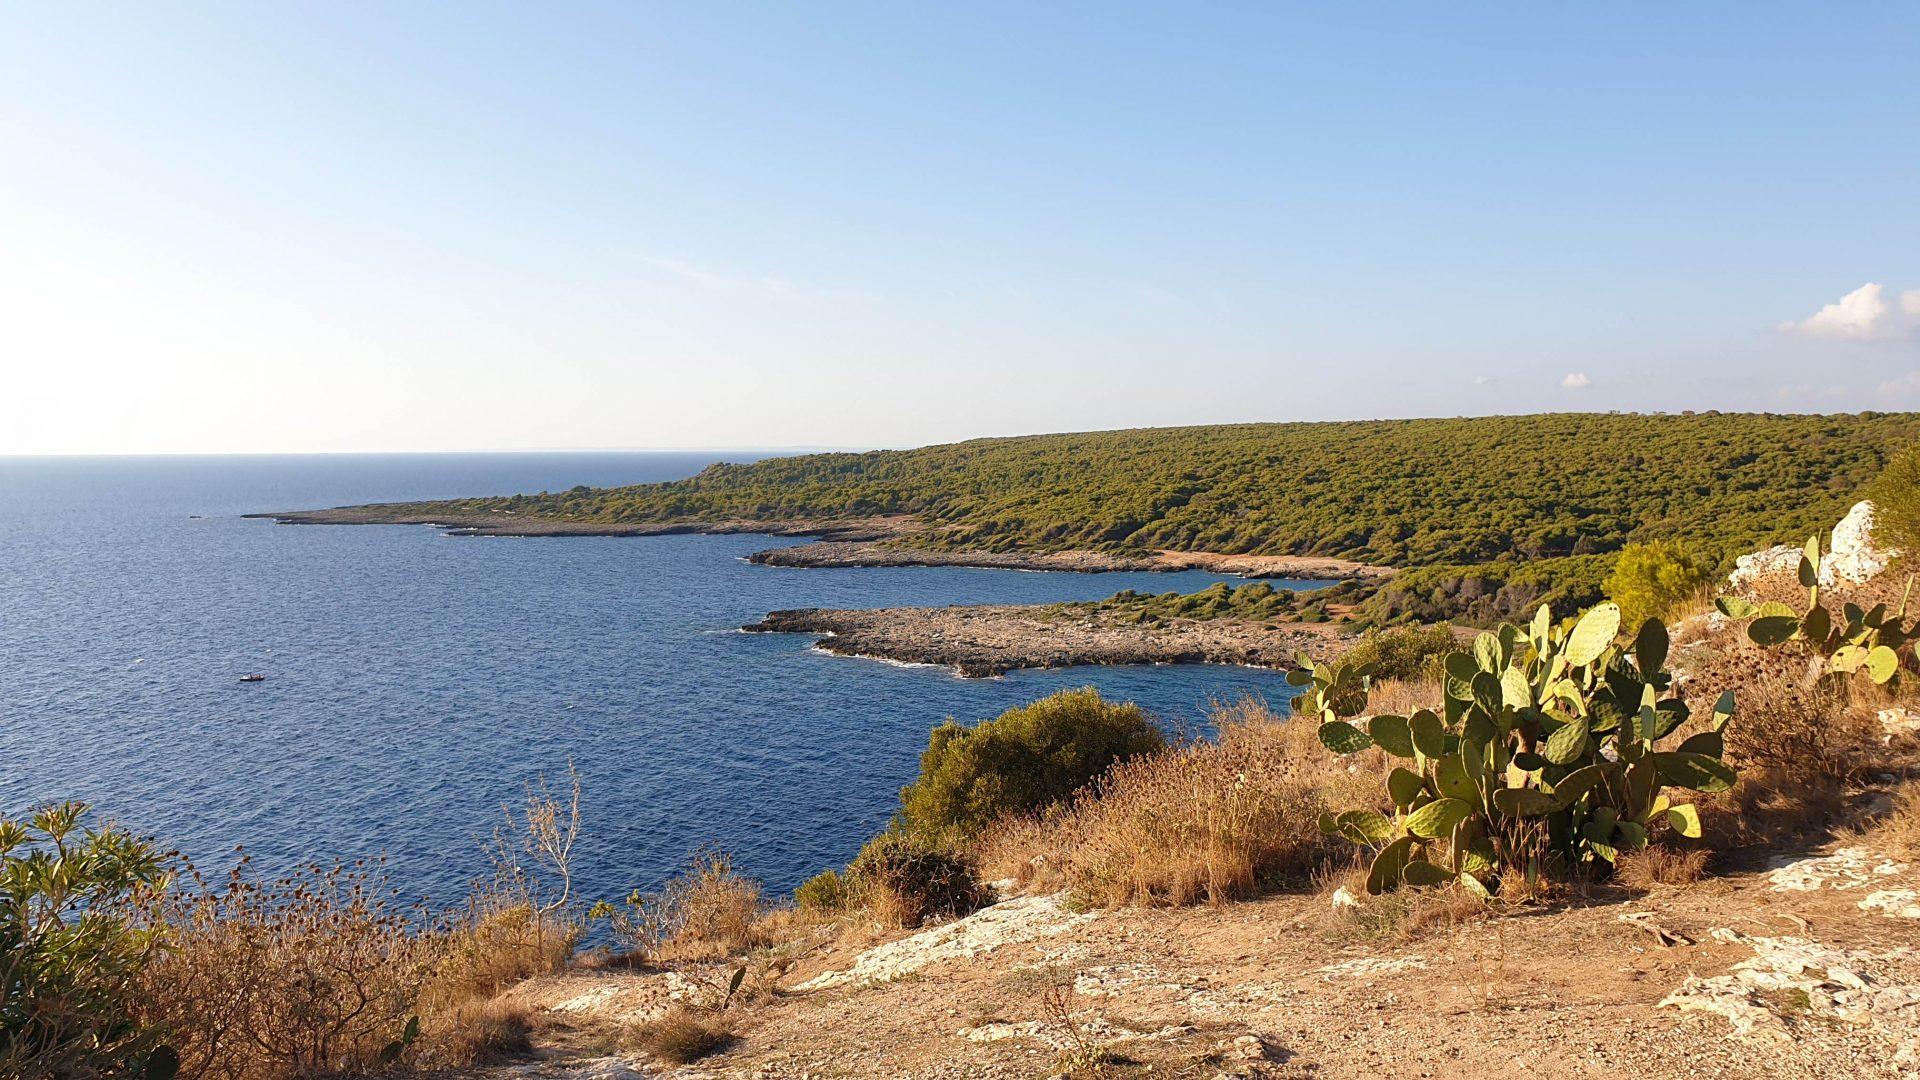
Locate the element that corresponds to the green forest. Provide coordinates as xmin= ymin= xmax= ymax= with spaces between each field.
xmin=393 ymin=412 xmax=1920 ymax=621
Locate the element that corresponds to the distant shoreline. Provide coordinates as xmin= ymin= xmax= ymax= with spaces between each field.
xmin=246 ymin=506 xmax=1395 ymax=580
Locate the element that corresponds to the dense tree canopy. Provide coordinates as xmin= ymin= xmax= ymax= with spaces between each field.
xmin=397 ymin=414 xmax=1919 ymax=581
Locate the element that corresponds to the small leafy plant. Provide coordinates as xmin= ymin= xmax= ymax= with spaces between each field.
xmin=0 ymin=802 xmax=177 ymax=1079
xmin=1298 ymin=601 xmax=1734 ymax=895
xmin=1717 ymin=530 xmax=1916 ymax=687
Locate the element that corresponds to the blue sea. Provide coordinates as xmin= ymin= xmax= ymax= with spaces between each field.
xmin=0 ymin=453 xmax=1314 ymax=905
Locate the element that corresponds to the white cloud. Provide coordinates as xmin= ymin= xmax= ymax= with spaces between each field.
xmin=1779 ymin=282 xmax=1920 ymax=341
xmin=1561 ymin=372 xmax=1590 ymax=389
xmin=1471 ymin=375 xmax=1494 ymax=386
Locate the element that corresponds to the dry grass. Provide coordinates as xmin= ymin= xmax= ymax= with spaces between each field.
xmin=1316 ymin=864 xmax=1488 ymax=942
xmin=1616 ymin=845 xmax=1710 ymax=890
xmin=1698 ymin=766 xmax=1848 ymax=852
xmin=136 ymin=857 xmax=445 ymax=1080
xmin=431 ymin=998 xmax=535 ymax=1066
xmin=1362 ymin=676 xmax=1443 ymax=717
xmin=133 ymin=787 xmax=582 ymax=1080
xmin=625 ymin=1006 xmax=736 ymax=1064
xmin=977 ymin=700 xmax=1386 ymax=907
xmin=1861 ymin=781 xmax=1920 ymax=858
xmin=1718 ymin=663 xmax=1885 ymax=784
xmin=603 ymin=850 xmax=770 ymax=962
xmin=428 ymin=897 xmax=576 ymax=1009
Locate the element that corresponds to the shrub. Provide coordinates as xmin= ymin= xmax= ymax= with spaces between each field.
xmin=792 ymin=869 xmax=848 ymax=913
xmin=137 ymin=856 xmax=441 ymax=1079
xmin=898 ymin=688 xmax=1164 ymax=844
xmin=625 ymin=1006 xmax=733 ymax=1064
xmin=596 ymin=850 xmax=766 ymax=962
xmin=1867 ymin=444 xmax=1920 ymax=563
xmin=0 ymin=802 xmax=174 ymax=1080
xmin=1341 ymin=624 xmax=1457 ymax=681
xmin=1308 ymin=601 xmax=1736 ymax=893
xmin=845 ymin=833 xmax=986 ymax=928
xmin=427 ymin=898 xmax=574 ymax=1011
xmin=977 ymin=700 xmax=1378 ymax=907
xmin=1604 ymin=539 xmax=1713 ymax=633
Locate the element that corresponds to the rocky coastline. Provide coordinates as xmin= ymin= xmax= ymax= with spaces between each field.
xmin=244 ymin=506 xmax=908 ymax=543
xmin=744 ymin=604 xmax=1349 ymax=677
xmin=251 ymin=506 xmax=1392 ymax=580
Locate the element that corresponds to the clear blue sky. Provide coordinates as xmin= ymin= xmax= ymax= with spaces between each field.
xmin=3 ymin=3 xmax=1917 ymax=453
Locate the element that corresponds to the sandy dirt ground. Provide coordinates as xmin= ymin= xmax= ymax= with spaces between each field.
xmin=470 ymin=835 xmax=1920 ymax=1080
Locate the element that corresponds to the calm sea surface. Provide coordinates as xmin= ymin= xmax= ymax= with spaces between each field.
xmin=0 ymin=453 xmax=1312 ymax=904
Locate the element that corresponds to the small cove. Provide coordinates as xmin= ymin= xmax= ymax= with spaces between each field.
xmin=1 ymin=452 xmax=1315 ymax=902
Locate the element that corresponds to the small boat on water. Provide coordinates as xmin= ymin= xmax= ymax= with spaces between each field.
xmin=238 ymin=673 xmax=266 ymax=683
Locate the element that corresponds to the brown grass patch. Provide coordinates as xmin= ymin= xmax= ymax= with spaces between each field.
xmin=1317 ymin=864 xmax=1489 ymax=941
xmin=1616 ymin=845 xmax=1710 ymax=890
xmin=626 ymin=1006 xmax=735 ymax=1064
xmin=1363 ymin=676 xmax=1443 ymax=717
xmin=432 ymin=998 xmax=535 ymax=1066
xmin=1863 ymin=781 xmax=1920 ymax=858
xmin=1698 ymin=766 xmax=1847 ymax=851
xmin=977 ymin=700 xmax=1385 ymax=907
xmin=136 ymin=858 xmax=444 ymax=1080
xmin=603 ymin=850 xmax=770 ymax=962
xmin=428 ymin=898 xmax=575 ymax=1009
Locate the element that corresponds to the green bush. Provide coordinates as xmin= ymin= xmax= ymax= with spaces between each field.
xmin=845 ymin=834 xmax=986 ymax=928
xmin=1604 ymin=540 xmax=1712 ymax=632
xmin=1341 ymin=624 xmax=1458 ymax=681
xmin=792 ymin=869 xmax=848 ymax=913
xmin=1 ymin=802 xmax=176 ymax=1079
xmin=897 ymin=688 xmax=1164 ymax=844
xmin=1867 ymin=443 xmax=1920 ymax=564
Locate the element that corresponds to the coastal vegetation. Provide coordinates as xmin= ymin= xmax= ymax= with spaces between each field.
xmin=977 ymin=699 xmax=1372 ymax=906
xmin=1058 ymin=580 xmax=1317 ymax=624
xmin=1867 ymin=442 xmax=1920 ymax=567
xmin=898 ymin=688 xmax=1165 ymax=847
xmin=1332 ymin=623 xmax=1459 ymax=681
xmin=369 ymin=413 xmax=1920 ymax=622
xmin=1603 ymin=539 xmax=1715 ymax=631
xmin=15 ymin=510 xmax=1920 ymax=1076
xmin=1302 ymin=603 xmax=1730 ymax=895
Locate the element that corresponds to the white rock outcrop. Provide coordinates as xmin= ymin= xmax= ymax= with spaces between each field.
xmin=797 ymin=893 xmax=1095 ymax=990
xmin=1726 ymin=500 xmax=1899 ymax=593
xmin=1824 ymin=500 xmax=1898 ymax=585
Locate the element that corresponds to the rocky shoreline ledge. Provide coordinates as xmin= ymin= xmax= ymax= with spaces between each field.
xmin=744 ymin=604 xmax=1350 ymax=677
xmin=250 ymin=507 xmax=1392 ymax=579
xmin=243 ymin=506 xmax=906 ymax=543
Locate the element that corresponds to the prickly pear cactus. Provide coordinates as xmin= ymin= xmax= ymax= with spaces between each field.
xmin=1717 ymin=523 xmax=1916 ymax=688
xmin=1298 ymin=601 xmax=1734 ymax=895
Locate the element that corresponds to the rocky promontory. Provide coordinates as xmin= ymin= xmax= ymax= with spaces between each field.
xmin=745 ymin=604 xmax=1349 ymax=677
xmin=245 ymin=506 xmax=910 ymax=542
xmin=252 ymin=505 xmax=1393 ymax=579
